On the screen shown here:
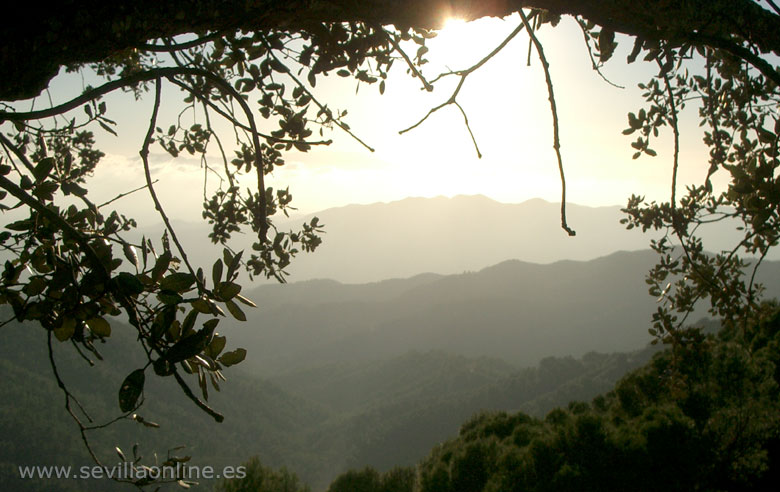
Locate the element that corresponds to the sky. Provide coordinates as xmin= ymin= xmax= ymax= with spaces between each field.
xmin=34 ymin=13 xmax=722 ymax=225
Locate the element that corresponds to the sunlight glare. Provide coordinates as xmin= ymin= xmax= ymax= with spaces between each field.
xmin=428 ymin=16 xmax=512 ymax=70
xmin=442 ymin=17 xmax=467 ymax=31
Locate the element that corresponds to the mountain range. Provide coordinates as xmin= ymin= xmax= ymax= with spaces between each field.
xmin=139 ymin=194 xmax=751 ymax=284
xmin=223 ymin=248 xmax=780 ymax=376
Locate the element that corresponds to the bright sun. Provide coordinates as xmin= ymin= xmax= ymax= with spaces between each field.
xmin=429 ymin=16 xmax=510 ymax=67
xmin=442 ymin=17 xmax=467 ymax=31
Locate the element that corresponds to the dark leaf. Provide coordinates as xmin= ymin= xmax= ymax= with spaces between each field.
xmin=160 ymin=272 xmax=196 ymax=293
xmin=218 ymin=348 xmax=247 ymax=367
xmin=164 ymin=321 xmax=217 ymax=363
xmin=216 ymin=281 xmax=241 ymax=300
xmin=114 ymin=272 xmax=145 ymax=296
xmin=87 ymin=317 xmax=111 ymax=337
xmin=225 ymin=299 xmax=246 ymax=321
xmin=212 ymin=259 xmax=223 ymax=286
xmin=32 ymin=157 xmax=55 ymax=182
xmin=151 ymin=251 xmax=171 ymax=282
xmin=118 ymin=369 xmax=145 ymax=412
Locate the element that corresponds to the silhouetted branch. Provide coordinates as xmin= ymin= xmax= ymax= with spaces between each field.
xmin=519 ymin=9 xmax=576 ymax=236
xmin=767 ymin=1 xmax=780 ymax=17
xmin=575 ymin=18 xmax=625 ymax=89
xmin=0 ymin=133 xmax=35 ymax=173
xmin=139 ymin=32 xmax=223 ymax=52
xmin=400 ymin=18 xmax=530 ymax=157
xmin=172 ymin=369 xmax=224 ymax=423
xmin=262 ymin=38 xmax=375 ymax=153
xmin=658 ymin=57 xmax=680 ymax=209
xmin=140 ymin=78 xmax=201 ymax=291
xmin=377 ymin=26 xmax=433 ymax=91
xmin=97 ymin=180 xmax=158 ymax=209
xmin=454 ymin=101 xmax=482 ymax=158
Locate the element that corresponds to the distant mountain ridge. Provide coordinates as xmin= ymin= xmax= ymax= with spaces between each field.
xmin=271 ymin=194 xmax=752 ymax=283
xmin=224 ymin=249 xmax=780 ymax=376
xmin=274 ymin=195 xmax=656 ymax=283
xmin=135 ymin=194 xmax=749 ymax=284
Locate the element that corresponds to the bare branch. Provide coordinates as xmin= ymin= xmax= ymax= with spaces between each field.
xmin=658 ymin=57 xmax=680 ymax=210
xmin=47 ymin=332 xmax=103 ymax=466
xmin=139 ymin=32 xmax=223 ymax=53
xmin=172 ymin=369 xmax=224 ymax=423
xmin=140 ymin=78 xmax=201 ymax=291
xmin=399 ymin=18 xmax=530 ymax=158
xmin=519 ymin=9 xmax=576 ymax=236
xmin=97 ymin=180 xmax=158 ymax=209
xmin=454 ymin=101 xmax=482 ymax=158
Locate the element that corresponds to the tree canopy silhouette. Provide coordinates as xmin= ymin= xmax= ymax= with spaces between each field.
xmin=1 ymin=0 xmax=779 ymax=488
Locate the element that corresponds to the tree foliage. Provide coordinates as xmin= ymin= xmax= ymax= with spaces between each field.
xmin=1 ymin=0 xmax=780 ymax=488
xmin=412 ymin=305 xmax=780 ymax=492
xmin=215 ymin=457 xmax=309 ymax=492
xmin=325 ymin=466 xmax=416 ymax=492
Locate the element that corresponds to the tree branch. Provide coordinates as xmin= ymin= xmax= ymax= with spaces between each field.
xmin=262 ymin=39 xmax=376 ymax=153
xmin=376 ymin=26 xmax=433 ymax=92
xmin=138 ymin=32 xmax=223 ymax=52
xmin=658 ymin=57 xmax=680 ymax=210
xmin=140 ymin=78 xmax=201 ymax=290
xmin=399 ymin=18 xmax=529 ymax=158
xmin=4 ymin=0 xmax=780 ymax=101
xmin=519 ymin=9 xmax=576 ymax=236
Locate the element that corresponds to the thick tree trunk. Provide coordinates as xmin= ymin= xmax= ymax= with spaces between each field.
xmin=1 ymin=0 xmax=778 ymax=101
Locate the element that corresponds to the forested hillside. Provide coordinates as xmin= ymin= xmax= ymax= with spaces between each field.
xmin=1 ymin=312 xmax=658 ymax=490
xmin=316 ymin=311 xmax=780 ymax=492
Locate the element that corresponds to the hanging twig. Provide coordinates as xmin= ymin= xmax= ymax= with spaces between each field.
xmin=202 ymin=100 xmax=235 ymax=190
xmin=140 ymin=79 xmax=202 ymax=292
xmin=47 ymin=332 xmax=104 ymax=468
xmin=525 ymin=13 xmax=537 ymax=66
xmin=519 ymin=9 xmax=575 ymax=236
xmin=454 ymin=101 xmax=482 ymax=158
xmin=575 ymin=18 xmax=625 ymax=89
xmin=658 ymin=57 xmax=680 ymax=210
